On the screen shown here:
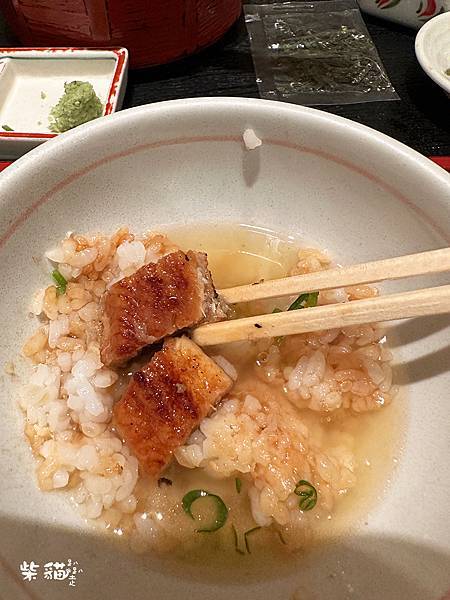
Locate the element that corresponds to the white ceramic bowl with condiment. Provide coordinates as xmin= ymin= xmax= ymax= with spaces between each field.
xmin=0 ymin=47 xmax=128 ymax=159
xmin=415 ymin=12 xmax=450 ymax=97
xmin=0 ymin=98 xmax=449 ymax=600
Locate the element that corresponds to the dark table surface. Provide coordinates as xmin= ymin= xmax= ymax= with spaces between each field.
xmin=1 ymin=10 xmax=449 ymax=157
xmin=123 ymin=14 xmax=450 ymax=158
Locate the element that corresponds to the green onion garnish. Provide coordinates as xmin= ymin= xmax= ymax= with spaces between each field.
xmin=235 ymin=478 xmax=242 ymax=494
xmin=288 ymin=291 xmax=319 ymax=311
xmin=244 ymin=526 xmax=261 ymax=554
xmin=294 ymin=480 xmax=318 ymax=511
xmin=272 ymin=291 xmax=318 ymax=315
xmin=272 ymin=293 xmax=319 ymax=344
xmin=304 ymin=291 xmax=319 ymax=308
xmin=287 ymin=294 xmax=309 ymax=311
xmin=2 ymin=124 xmax=14 ymax=132
xmin=41 ymin=91 xmax=47 ymax=100
xmin=51 ymin=269 xmax=67 ymax=295
xmin=182 ymin=489 xmax=228 ymax=533
xmin=232 ymin=524 xmax=245 ymax=554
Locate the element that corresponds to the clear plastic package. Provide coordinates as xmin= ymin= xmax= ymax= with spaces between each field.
xmin=244 ymin=0 xmax=399 ymax=105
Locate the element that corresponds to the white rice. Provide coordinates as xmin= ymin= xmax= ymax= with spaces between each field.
xmin=243 ymin=128 xmax=262 ymax=150
xmin=174 ymin=248 xmax=397 ymax=527
xmin=18 ymin=235 xmax=397 ymax=545
xmin=19 ymin=229 xmax=173 ymax=527
xmin=211 ymin=355 xmax=238 ymax=381
xmin=175 ymin=389 xmax=357 ymax=526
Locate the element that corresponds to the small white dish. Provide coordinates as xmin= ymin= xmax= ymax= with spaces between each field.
xmin=0 ymin=47 xmax=128 ymax=159
xmin=415 ymin=12 xmax=450 ymax=97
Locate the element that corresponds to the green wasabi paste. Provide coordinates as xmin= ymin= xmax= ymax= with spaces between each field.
xmin=49 ymin=81 xmax=103 ymax=133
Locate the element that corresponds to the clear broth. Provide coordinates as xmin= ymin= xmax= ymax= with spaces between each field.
xmin=116 ymin=223 xmax=405 ymax=581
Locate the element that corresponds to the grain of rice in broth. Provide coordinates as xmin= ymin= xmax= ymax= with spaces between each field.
xmin=17 ymin=229 xmax=398 ymax=551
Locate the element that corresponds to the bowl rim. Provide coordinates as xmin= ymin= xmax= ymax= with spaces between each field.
xmin=415 ymin=12 xmax=450 ymax=95
xmin=1 ymin=97 xmax=448 ymax=254
xmin=0 ymin=97 xmax=449 ymax=189
xmin=1 ymin=96 xmax=450 ymax=599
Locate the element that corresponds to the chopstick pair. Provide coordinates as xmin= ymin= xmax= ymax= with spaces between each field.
xmin=191 ymin=248 xmax=450 ymax=346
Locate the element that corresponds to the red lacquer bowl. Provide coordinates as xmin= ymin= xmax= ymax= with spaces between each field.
xmin=0 ymin=0 xmax=241 ymax=68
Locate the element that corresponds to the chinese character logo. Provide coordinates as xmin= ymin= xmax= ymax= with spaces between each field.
xmin=20 ymin=559 xmax=83 ymax=587
xmin=19 ymin=561 xmax=39 ymax=582
xmin=44 ymin=561 xmax=70 ymax=581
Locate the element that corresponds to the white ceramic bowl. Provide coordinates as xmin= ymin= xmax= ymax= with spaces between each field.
xmin=0 ymin=98 xmax=449 ymax=600
xmin=415 ymin=12 xmax=450 ymax=96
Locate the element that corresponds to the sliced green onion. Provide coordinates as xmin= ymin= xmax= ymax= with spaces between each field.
xmin=294 ymin=479 xmax=318 ymax=511
xmin=304 ymin=291 xmax=319 ymax=308
xmin=41 ymin=91 xmax=47 ymax=100
xmin=232 ymin=523 xmax=245 ymax=554
xmin=51 ymin=269 xmax=67 ymax=295
xmin=235 ymin=478 xmax=242 ymax=494
xmin=272 ymin=293 xmax=318 ymax=345
xmin=273 ymin=291 xmax=319 ymax=313
xmin=2 ymin=124 xmax=14 ymax=132
xmin=182 ymin=489 xmax=228 ymax=533
xmin=287 ymin=293 xmax=309 ymax=311
xmin=244 ymin=526 xmax=261 ymax=554
xmin=288 ymin=291 xmax=319 ymax=311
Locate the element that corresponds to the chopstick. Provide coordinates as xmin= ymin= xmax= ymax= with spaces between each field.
xmin=193 ymin=248 xmax=450 ymax=347
xmin=192 ymin=284 xmax=450 ymax=346
xmin=218 ymin=247 xmax=450 ymax=304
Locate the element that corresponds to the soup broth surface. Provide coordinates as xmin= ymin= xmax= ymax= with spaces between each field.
xmin=110 ymin=223 xmax=405 ymax=578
